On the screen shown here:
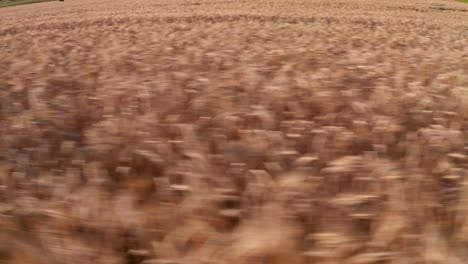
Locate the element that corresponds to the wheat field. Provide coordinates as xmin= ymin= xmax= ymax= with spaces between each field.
xmin=0 ymin=0 xmax=468 ymax=263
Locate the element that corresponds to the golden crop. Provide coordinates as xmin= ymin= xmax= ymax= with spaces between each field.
xmin=0 ymin=0 xmax=468 ymax=263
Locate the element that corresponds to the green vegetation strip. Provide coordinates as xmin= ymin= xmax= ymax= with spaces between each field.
xmin=0 ymin=0 xmax=54 ymax=8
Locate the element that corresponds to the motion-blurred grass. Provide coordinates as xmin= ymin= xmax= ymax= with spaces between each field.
xmin=0 ymin=0 xmax=53 ymax=8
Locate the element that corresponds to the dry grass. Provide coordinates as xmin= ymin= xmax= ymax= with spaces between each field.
xmin=1 ymin=0 xmax=468 ymax=263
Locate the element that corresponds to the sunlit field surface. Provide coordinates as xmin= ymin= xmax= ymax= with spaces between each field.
xmin=1 ymin=0 xmax=468 ymax=263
